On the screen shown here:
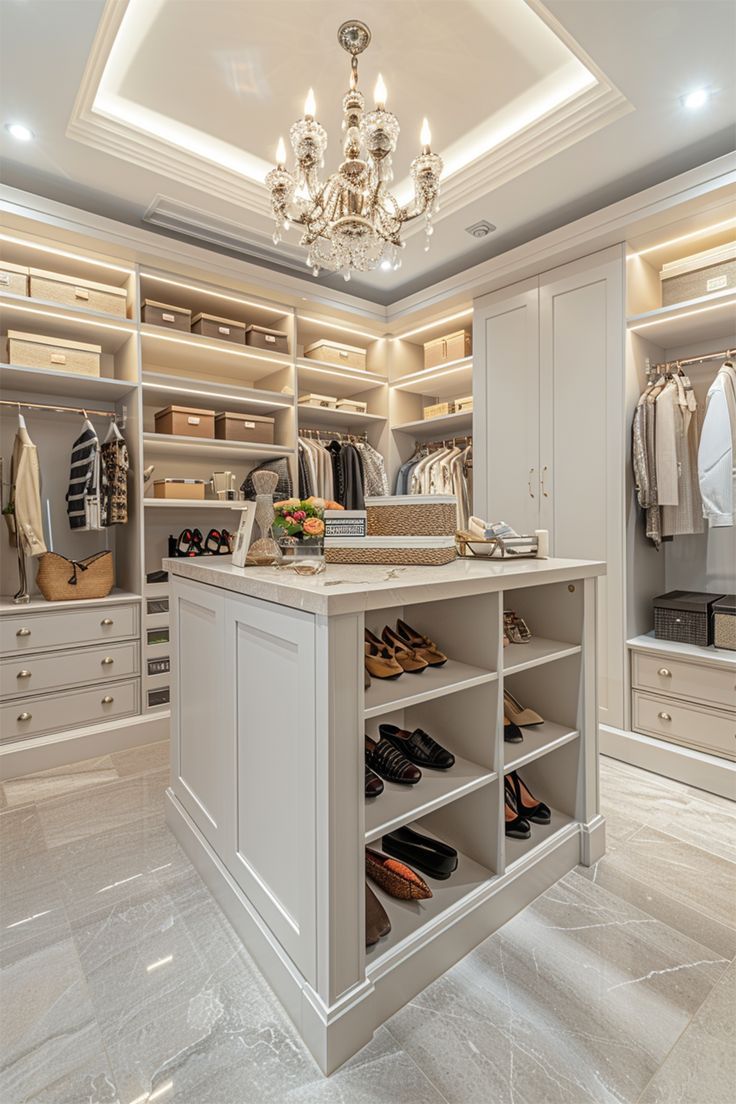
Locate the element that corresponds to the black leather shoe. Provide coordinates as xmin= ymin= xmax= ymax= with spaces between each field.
xmin=365 ymin=736 xmax=421 ymax=785
xmin=382 ymin=826 xmax=458 ymax=879
xmin=378 ymin=724 xmax=455 ymax=770
xmin=365 ymin=765 xmax=384 ymax=798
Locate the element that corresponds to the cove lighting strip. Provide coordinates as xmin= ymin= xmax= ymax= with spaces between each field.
xmin=142 ymin=381 xmax=293 ymax=408
xmin=298 ymin=360 xmax=385 ymax=384
xmin=390 ymin=356 xmax=471 ymax=388
xmin=628 ymin=297 xmax=736 ymax=331
xmin=393 ymin=308 xmax=473 ymax=340
xmin=141 ymin=271 xmax=287 ymax=316
xmin=628 ymin=217 xmax=736 ymax=260
xmin=298 ymin=314 xmax=383 ymax=341
xmin=2 ymin=301 xmax=134 ymax=334
xmin=142 ymin=328 xmax=288 ymax=366
xmin=0 ymin=233 xmax=135 ymax=275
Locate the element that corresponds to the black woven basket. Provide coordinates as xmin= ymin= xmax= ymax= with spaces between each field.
xmin=653 ymin=590 xmax=724 ymax=648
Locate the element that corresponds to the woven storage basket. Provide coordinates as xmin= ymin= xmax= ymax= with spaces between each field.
xmin=36 ymin=551 xmax=113 ymax=601
xmin=365 ymin=495 xmax=457 ymax=537
xmin=713 ymin=595 xmax=736 ymax=651
xmin=653 ymin=590 xmax=723 ymax=648
xmin=325 ymin=536 xmax=455 ymax=566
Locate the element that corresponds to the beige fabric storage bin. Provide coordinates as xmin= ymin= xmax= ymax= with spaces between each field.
xmin=298 ymin=393 xmax=338 ymax=409
xmin=154 ymin=405 xmax=215 ymax=438
xmin=245 ymin=325 xmax=288 ymax=353
xmin=455 ymin=395 xmax=473 ymax=413
xmin=325 ymin=535 xmax=456 ymax=566
xmin=142 ymin=300 xmax=192 ymax=331
xmin=215 ymin=411 xmax=275 ymax=444
xmin=153 ymin=479 xmax=206 ymax=500
xmin=336 ymin=398 xmax=368 ymax=413
xmin=423 ymin=401 xmax=455 ymax=420
xmin=7 ymin=330 xmax=101 ymax=377
xmin=0 ymin=261 xmax=29 ymax=296
xmin=366 ymin=495 xmax=458 ymax=537
xmin=713 ymin=595 xmax=736 ymax=651
xmin=424 ymin=330 xmax=471 ymax=369
xmin=191 ymin=313 xmax=246 ymax=344
xmin=29 ymin=267 xmax=127 ymax=317
xmin=304 ymin=339 xmax=366 ymax=370
xmin=660 ymin=243 xmax=736 ymax=306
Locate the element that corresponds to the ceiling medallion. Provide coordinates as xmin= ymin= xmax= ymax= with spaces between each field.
xmin=266 ymin=20 xmax=443 ymax=280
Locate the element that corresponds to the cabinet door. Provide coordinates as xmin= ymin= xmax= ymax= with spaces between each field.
xmin=539 ymin=247 xmax=625 ymax=727
xmin=226 ymin=592 xmax=317 ymax=985
xmin=170 ymin=578 xmax=233 ymax=857
xmin=473 ymin=278 xmax=540 ymax=530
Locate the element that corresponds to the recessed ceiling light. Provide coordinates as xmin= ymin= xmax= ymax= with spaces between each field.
xmin=683 ymin=88 xmax=709 ymax=110
xmin=5 ymin=122 xmax=34 ymax=142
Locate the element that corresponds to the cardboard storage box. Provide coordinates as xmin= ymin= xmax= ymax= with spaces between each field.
xmin=154 ymin=405 xmax=215 ymax=438
xmin=245 ymin=325 xmax=288 ymax=353
xmin=423 ymin=401 xmax=455 ymax=419
xmin=142 ymin=300 xmax=192 ymax=331
xmin=214 ymin=411 xmax=275 ymax=444
xmin=7 ymin=330 xmax=101 ymax=377
xmin=298 ymin=393 xmax=338 ymax=409
xmin=424 ymin=330 xmax=471 ymax=369
xmin=29 ymin=268 xmax=127 ymax=317
xmin=191 ymin=313 xmax=245 ymax=344
xmin=0 ymin=261 xmax=29 ymax=296
xmin=304 ymin=339 xmax=366 ymax=370
xmin=153 ymin=479 xmax=205 ymax=500
xmin=661 ymin=242 xmax=736 ymax=306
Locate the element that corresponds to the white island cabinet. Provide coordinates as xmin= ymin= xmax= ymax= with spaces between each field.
xmin=165 ymin=555 xmax=606 ymax=1073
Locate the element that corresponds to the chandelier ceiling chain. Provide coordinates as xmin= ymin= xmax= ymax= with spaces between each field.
xmin=266 ymin=19 xmax=443 ymax=280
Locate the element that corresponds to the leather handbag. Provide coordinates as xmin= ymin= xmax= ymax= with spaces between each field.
xmin=36 ymin=550 xmax=114 ymax=601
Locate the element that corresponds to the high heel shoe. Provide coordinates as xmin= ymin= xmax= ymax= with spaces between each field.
xmin=364 ymin=629 xmax=403 ymax=680
xmin=171 ymin=529 xmax=198 ymax=557
xmin=503 ymin=610 xmax=532 ymax=644
xmin=506 ymin=771 xmax=551 ymax=824
xmin=380 ymin=626 xmax=428 ymax=673
xmin=503 ymin=714 xmax=524 ymax=743
xmin=504 ymin=690 xmax=543 ymax=727
xmin=394 ymin=619 xmax=447 ymax=667
xmin=504 ymin=789 xmax=531 ymax=839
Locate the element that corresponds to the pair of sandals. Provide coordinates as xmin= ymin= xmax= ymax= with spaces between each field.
xmin=364 ymin=619 xmax=448 ymax=681
xmin=170 ymin=527 xmax=233 ymax=558
xmin=503 ymin=609 xmax=532 ymax=646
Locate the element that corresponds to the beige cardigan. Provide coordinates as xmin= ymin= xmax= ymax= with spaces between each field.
xmin=10 ymin=425 xmax=47 ymax=556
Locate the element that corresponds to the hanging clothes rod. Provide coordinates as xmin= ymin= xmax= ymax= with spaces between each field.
xmin=419 ymin=434 xmax=473 ymax=450
xmin=649 ymin=347 xmax=735 ymax=374
xmin=299 ymin=427 xmax=368 ymax=442
xmin=0 ymin=399 xmax=118 ymax=419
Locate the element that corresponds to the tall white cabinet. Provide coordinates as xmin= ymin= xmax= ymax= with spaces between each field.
xmin=474 ymin=246 xmax=625 ymax=727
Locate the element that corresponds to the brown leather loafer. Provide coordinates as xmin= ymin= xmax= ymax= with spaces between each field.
xmin=366 ymin=883 xmax=391 ymax=946
xmin=365 ymin=735 xmax=421 ymax=785
xmin=365 ymin=848 xmax=432 ymax=900
xmin=365 ymin=765 xmax=384 ymax=798
xmin=395 ymin=619 xmax=447 ymax=666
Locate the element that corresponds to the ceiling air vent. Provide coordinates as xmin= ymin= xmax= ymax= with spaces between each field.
xmin=465 ymin=220 xmax=496 ymax=238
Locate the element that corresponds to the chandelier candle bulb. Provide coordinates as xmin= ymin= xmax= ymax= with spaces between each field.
xmin=276 ymin=137 xmax=286 ymax=168
xmin=421 ymin=117 xmax=432 ymax=152
xmin=374 ymin=73 xmax=387 ymax=109
xmin=304 ymin=88 xmax=316 ymax=119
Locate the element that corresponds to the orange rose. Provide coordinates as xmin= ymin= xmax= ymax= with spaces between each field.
xmin=302 ymin=517 xmax=324 ymax=537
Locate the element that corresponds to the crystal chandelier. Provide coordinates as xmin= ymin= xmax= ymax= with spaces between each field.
xmin=266 ymin=20 xmax=443 ymax=280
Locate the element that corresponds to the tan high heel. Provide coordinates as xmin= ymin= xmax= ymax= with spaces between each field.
xmin=395 ymin=619 xmax=447 ymax=666
xmin=365 ymin=630 xmax=403 ymax=680
xmin=503 ymin=690 xmax=544 ymax=727
xmin=381 ymin=626 xmax=428 ymax=673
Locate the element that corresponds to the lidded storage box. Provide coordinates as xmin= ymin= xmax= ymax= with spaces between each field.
xmin=712 ymin=594 xmax=736 ymax=651
xmin=153 ymin=479 xmax=205 ymax=500
xmin=304 ymin=339 xmax=366 ymax=370
xmin=191 ymin=313 xmax=245 ymax=345
xmin=336 ymin=398 xmax=368 ymax=413
xmin=142 ymin=300 xmax=192 ymax=331
xmin=660 ymin=242 xmax=736 ymax=307
xmin=154 ymin=405 xmax=215 ymax=439
xmin=214 ymin=411 xmax=275 ymax=444
xmin=29 ymin=268 xmax=127 ymax=317
xmin=0 ymin=261 xmax=29 ymax=296
xmin=245 ymin=325 xmax=288 ymax=353
xmin=7 ymin=330 xmax=101 ymax=377
xmin=366 ymin=495 xmax=458 ymax=537
xmin=298 ymin=394 xmax=337 ymax=409
xmin=653 ymin=590 xmax=724 ymax=648
xmin=423 ymin=330 xmax=471 ymax=369
xmin=423 ymin=401 xmax=455 ymax=420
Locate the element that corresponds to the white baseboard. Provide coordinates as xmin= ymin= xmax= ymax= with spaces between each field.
xmin=0 ymin=711 xmax=170 ymax=780
xmin=601 ymin=724 xmax=736 ymax=801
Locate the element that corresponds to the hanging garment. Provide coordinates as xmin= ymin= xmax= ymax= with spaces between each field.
xmin=661 ymin=373 xmax=703 ymax=538
xmin=9 ymin=424 xmax=47 ymax=556
xmin=298 ymin=443 xmax=314 ymax=498
xmin=66 ymin=419 xmax=107 ymax=531
xmin=698 ymin=361 xmax=736 ymax=527
xmin=356 ymin=441 xmax=389 ymax=496
xmin=242 ymin=458 xmax=293 ymax=502
xmin=101 ymin=429 xmax=129 ymax=525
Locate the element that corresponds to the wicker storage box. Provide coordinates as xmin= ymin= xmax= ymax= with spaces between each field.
xmin=29 ymin=268 xmax=127 ymax=317
xmin=653 ymin=590 xmax=724 ymax=647
xmin=423 ymin=401 xmax=455 ymax=420
xmin=304 ymin=339 xmax=366 ymax=370
xmin=36 ymin=551 xmax=113 ymax=601
xmin=298 ymin=393 xmax=338 ymax=409
xmin=7 ymin=330 xmax=101 ymax=377
xmin=245 ymin=325 xmax=288 ymax=353
xmin=142 ymin=300 xmax=192 ymax=331
xmin=424 ymin=330 xmax=471 ymax=369
xmin=366 ymin=495 xmax=457 ymax=537
xmin=660 ymin=243 xmax=736 ymax=306
xmin=191 ymin=313 xmax=245 ymax=344
xmin=215 ymin=411 xmax=274 ymax=444
xmin=0 ymin=261 xmax=29 ymax=296
xmin=154 ymin=405 xmax=215 ymax=438
xmin=325 ymin=535 xmax=456 ymax=566
xmin=712 ymin=594 xmax=736 ymax=651
xmin=153 ymin=479 xmax=205 ymax=500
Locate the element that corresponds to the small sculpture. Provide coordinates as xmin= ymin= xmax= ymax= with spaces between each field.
xmin=245 ymin=469 xmax=282 ymax=566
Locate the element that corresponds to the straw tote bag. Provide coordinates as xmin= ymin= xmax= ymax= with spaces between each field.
xmin=36 ymin=550 xmax=114 ymax=601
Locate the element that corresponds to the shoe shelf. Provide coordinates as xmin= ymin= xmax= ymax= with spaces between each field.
xmin=365 ymin=755 xmax=497 ymax=844
xmin=503 ymin=723 xmax=579 ymax=774
xmin=503 ymin=637 xmax=582 ymax=676
xmin=504 ymin=807 xmax=576 ymax=868
xmin=364 ymin=661 xmax=497 ymax=719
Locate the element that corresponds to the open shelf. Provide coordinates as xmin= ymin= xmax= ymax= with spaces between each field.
xmin=0 ymin=295 xmax=137 ymax=353
xmin=0 ymin=589 xmax=140 ymax=614
xmin=297 ymin=358 xmax=387 ymax=397
xmin=504 ymin=808 xmax=576 ymax=867
xmin=626 ymin=288 xmax=736 ymax=346
xmin=142 ymin=432 xmax=294 ymax=460
xmin=365 ymin=756 xmax=497 ymax=844
xmin=143 ymin=499 xmax=248 ymax=510
xmin=627 ymin=632 xmax=736 ymax=669
xmin=390 ymin=357 xmax=473 ymax=399
xmin=0 ymin=362 xmax=136 ymax=401
xmin=139 ymin=269 xmax=289 ymax=331
xmin=392 ymin=409 xmax=472 ymax=438
xmin=503 ymin=724 xmax=579 ymax=773
xmin=364 ymin=660 xmax=497 ymax=719
xmin=503 ymin=637 xmax=582 ymax=675
xmin=141 ymin=326 xmax=292 ymax=383
xmin=297 ymin=404 xmax=385 ymax=430
xmin=141 ymin=371 xmax=293 ymax=416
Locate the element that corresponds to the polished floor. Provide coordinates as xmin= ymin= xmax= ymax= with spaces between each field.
xmin=1 ymin=744 xmax=734 ymax=1104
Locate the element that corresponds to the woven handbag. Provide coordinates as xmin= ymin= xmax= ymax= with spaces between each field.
xmin=36 ymin=550 xmax=114 ymax=601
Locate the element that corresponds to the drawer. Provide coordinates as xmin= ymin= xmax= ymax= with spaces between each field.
xmin=1 ymin=602 xmax=139 ymax=656
xmin=632 ymin=651 xmax=736 ymax=710
xmin=1 ymin=640 xmax=140 ymax=699
xmin=633 ymin=691 xmax=736 ymax=761
xmin=1 ymin=678 xmax=140 ymax=742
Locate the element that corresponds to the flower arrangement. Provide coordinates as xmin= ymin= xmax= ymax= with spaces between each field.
xmin=272 ymin=498 xmax=326 ymax=540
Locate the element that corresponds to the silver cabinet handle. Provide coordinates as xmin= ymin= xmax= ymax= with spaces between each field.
xmin=541 ymin=465 xmax=549 ymax=498
xmin=101 ymin=657 xmax=114 ymax=666
xmin=17 ymin=712 xmax=32 ymax=722
xmin=101 ymin=618 xmax=114 ymax=626
xmin=528 ymin=468 xmax=535 ymax=498
xmin=17 ymin=670 xmax=32 ymax=679
xmin=101 ymin=695 xmax=114 ymax=704
xmin=658 ymin=667 xmax=672 ymax=677
xmin=658 ymin=711 xmax=672 ymax=721
xmin=16 ymin=627 xmax=31 ymax=637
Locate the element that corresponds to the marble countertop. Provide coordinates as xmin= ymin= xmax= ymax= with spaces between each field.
xmin=164 ymin=555 xmax=606 ymax=615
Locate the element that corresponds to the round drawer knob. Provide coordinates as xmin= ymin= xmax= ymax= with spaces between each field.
xmin=101 ymin=618 xmax=114 ymax=627
xmin=17 ymin=712 xmax=32 ymax=722
xmin=101 ymin=695 xmax=114 ymax=705
xmin=17 ymin=670 xmax=32 ymax=679
xmin=658 ymin=711 xmax=672 ymax=722
xmin=16 ymin=628 xmax=31 ymax=637
xmin=658 ymin=668 xmax=672 ymax=677
xmin=101 ymin=657 xmax=114 ymax=666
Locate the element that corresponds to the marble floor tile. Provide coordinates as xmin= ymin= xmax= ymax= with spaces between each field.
xmin=37 ymin=768 xmax=169 ymax=848
xmin=111 ymin=739 xmax=170 ymax=778
xmin=2 ymin=755 xmax=118 ymax=808
xmin=0 ymin=805 xmax=46 ymax=864
xmin=0 ymin=850 xmax=69 ymax=962
xmin=638 ymin=958 xmax=736 ymax=1104
xmin=23 ymin=1065 xmax=119 ymax=1104
xmin=0 ymin=785 xmax=7 ymax=811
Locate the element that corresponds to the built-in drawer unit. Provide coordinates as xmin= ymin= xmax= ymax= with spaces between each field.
xmin=1 ymin=602 xmax=139 ymax=655
xmin=632 ymin=651 xmax=736 ymax=711
xmin=1 ymin=640 xmax=140 ymax=699
xmin=2 ymin=678 xmax=140 ymax=742
xmin=632 ymin=691 xmax=735 ymax=761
